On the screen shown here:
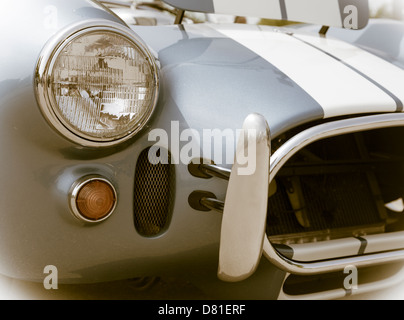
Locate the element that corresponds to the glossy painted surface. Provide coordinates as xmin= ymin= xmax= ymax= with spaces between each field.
xmin=134 ymin=23 xmax=325 ymax=140
xmin=1 ymin=0 xmax=404 ymax=300
xmin=0 ymin=1 xmax=285 ymax=299
xmin=292 ymin=19 xmax=404 ymax=69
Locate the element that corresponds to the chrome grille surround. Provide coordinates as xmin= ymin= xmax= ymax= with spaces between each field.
xmin=263 ymin=112 xmax=404 ymax=275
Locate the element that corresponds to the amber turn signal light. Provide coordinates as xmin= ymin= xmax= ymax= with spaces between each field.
xmin=69 ymin=175 xmax=117 ymax=223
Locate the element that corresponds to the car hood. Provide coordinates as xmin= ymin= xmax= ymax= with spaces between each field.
xmin=133 ymin=22 xmax=404 ymax=138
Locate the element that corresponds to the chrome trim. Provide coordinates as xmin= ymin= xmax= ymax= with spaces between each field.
xmin=278 ymin=264 xmax=404 ymax=300
xmin=273 ymin=231 xmax=404 ymax=262
xmin=212 ymin=113 xmax=404 ymax=278
xmin=264 ymin=238 xmax=404 ymax=275
xmin=200 ymin=197 xmax=225 ymax=212
xmin=199 ymin=163 xmax=231 ymax=180
xmin=269 ymin=113 xmax=404 ymax=182
xmin=68 ymin=174 xmax=117 ymax=223
xmin=188 ymin=190 xmax=218 ymax=212
xmin=264 ymin=112 xmax=404 ymax=275
xmin=34 ymin=19 xmax=159 ymax=148
xmin=218 ymin=113 xmax=271 ymax=282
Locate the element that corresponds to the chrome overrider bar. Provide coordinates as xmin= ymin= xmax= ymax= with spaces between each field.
xmin=218 ymin=113 xmax=271 ymax=282
xmin=217 ymin=112 xmax=404 ymax=282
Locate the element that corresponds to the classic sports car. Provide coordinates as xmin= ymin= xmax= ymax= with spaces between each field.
xmin=2 ymin=0 xmax=404 ymax=300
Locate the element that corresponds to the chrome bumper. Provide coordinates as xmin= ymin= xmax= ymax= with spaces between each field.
xmin=218 ymin=112 xmax=404 ymax=282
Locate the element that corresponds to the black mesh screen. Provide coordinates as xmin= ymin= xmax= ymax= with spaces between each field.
xmin=267 ymin=173 xmax=383 ymax=237
xmin=133 ymin=147 xmax=175 ymax=236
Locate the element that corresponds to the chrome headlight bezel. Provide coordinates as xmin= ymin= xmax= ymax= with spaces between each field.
xmin=35 ymin=20 xmax=159 ymax=148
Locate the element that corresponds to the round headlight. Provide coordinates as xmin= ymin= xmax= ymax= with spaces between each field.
xmin=35 ymin=21 xmax=159 ymax=147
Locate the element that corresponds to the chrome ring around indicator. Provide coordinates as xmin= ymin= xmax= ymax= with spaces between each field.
xmin=34 ymin=19 xmax=160 ymax=148
xmin=68 ymin=175 xmax=118 ymax=223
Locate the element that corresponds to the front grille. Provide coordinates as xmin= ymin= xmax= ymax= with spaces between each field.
xmin=267 ymin=173 xmax=383 ymax=238
xmin=133 ymin=147 xmax=175 ymax=236
xmin=267 ymin=132 xmax=387 ymax=244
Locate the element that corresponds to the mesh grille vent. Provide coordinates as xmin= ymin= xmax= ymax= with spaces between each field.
xmin=133 ymin=147 xmax=174 ymax=236
xmin=267 ymin=173 xmax=382 ymax=237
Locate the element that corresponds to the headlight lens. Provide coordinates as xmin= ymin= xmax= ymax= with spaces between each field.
xmin=36 ymin=22 xmax=159 ymax=147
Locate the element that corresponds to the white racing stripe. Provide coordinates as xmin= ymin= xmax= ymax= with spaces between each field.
xmin=294 ymin=33 xmax=404 ymax=111
xmin=210 ymin=24 xmax=398 ymax=118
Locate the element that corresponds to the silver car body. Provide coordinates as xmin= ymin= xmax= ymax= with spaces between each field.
xmin=1 ymin=0 xmax=404 ymax=299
